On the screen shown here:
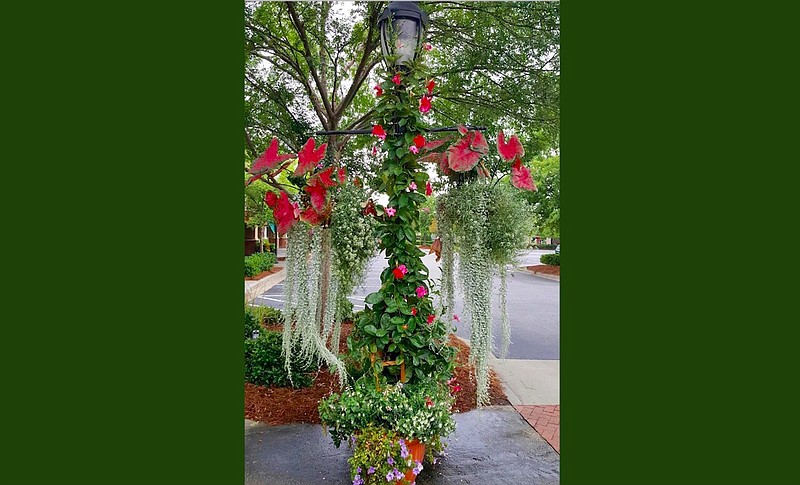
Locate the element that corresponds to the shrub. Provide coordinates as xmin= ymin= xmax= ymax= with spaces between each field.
xmin=249 ymin=306 xmax=283 ymax=326
xmin=245 ymin=251 xmax=277 ymax=277
xmin=533 ymin=244 xmax=557 ymax=250
xmin=245 ymin=309 xmax=260 ymax=340
xmin=540 ymin=253 xmax=560 ymax=266
xmin=245 ymin=330 xmax=313 ymax=388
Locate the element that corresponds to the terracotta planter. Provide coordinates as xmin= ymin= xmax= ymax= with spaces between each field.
xmin=403 ymin=439 xmax=425 ymax=483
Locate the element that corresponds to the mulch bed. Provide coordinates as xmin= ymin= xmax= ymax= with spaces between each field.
xmin=245 ymin=323 xmax=509 ymax=425
xmin=527 ymin=264 xmax=560 ymax=276
xmin=244 ymin=266 xmax=283 ymax=281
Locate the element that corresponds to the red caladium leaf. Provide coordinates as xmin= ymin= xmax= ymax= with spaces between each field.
xmin=497 ymin=131 xmax=525 ymax=162
xmin=304 ymin=180 xmax=328 ymax=212
xmin=264 ymin=191 xmax=278 ymax=208
xmin=511 ymin=158 xmax=537 ymax=191
xmin=249 ymin=137 xmax=295 ymax=175
xmin=313 ymin=166 xmax=338 ymax=188
xmin=457 ymin=125 xmax=469 ymax=136
xmin=413 ymin=134 xmax=426 ymax=148
xmin=274 ymin=191 xmax=299 ymax=234
xmin=294 ymin=138 xmax=327 ymax=176
xmin=299 ymin=206 xmax=326 ymax=225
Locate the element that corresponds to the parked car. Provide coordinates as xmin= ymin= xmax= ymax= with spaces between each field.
xmin=555 ymin=244 xmax=560 ymax=254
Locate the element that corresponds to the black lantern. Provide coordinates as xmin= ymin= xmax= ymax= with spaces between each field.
xmin=377 ymin=1 xmax=429 ymax=70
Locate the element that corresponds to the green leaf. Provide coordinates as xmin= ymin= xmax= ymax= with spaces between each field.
xmin=365 ymin=292 xmax=383 ymax=305
xmin=391 ymin=316 xmax=405 ymax=325
xmin=404 ymin=226 xmax=415 ymax=242
xmin=363 ymin=325 xmax=378 ymax=336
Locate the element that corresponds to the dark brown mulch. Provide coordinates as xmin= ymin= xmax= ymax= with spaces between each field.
xmin=244 ymin=324 xmax=509 ymax=425
xmin=527 ymin=264 xmax=560 ymax=276
xmin=244 ymin=266 xmax=282 ymax=281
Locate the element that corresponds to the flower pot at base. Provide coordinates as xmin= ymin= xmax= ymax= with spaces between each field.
xmin=403 ymin=439 xmax=425 ymax=483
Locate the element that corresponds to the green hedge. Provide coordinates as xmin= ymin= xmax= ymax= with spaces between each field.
xmin=245 ymin=251 xmax=277 ymax=277
xmin=533 ymin=244 xmax=558 ymax=250
xmin=248 ymin=306 xmax=283 ymax=326
xmin=540 ymin=253 xmax=560 ymax=266
xmin=245 ymin=330 xmax=313 ymax=388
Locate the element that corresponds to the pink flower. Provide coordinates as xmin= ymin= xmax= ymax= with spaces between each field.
xmin=416 ymin=286 xmax=427 ymax=298
xmin=408 ymin=182 xmax=417 ymax=191
xmin=398 ymin=264 xmax=408 ymax=275
xmin=425 ymin=181 xmax=432 ymax=196
xmin=426 ymin=315 xmax=435 ymax=325
xmin=425 ymin=397 xmax=434 ymax=408
xmin=373 ymin=85 xmax=383 ymax=97
xmin=453 ymin=314 xmax=460 ymax=322
xmin=419 ymin=95 xmax=431 ymax=113
xmin=424 ymin=42 xmax=433 ymax=51
xmin=385 ymin=206 xmax=396 ymax=217
xmin=409 ymin=145 xmax=419 ymax=154
xmin=392 ymin=73 xmax=402 ymax=86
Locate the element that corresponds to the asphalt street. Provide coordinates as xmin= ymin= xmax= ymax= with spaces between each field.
xmin=251 ymin=249 xmax=559 ymax=360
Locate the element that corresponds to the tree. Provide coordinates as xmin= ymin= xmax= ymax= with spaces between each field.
xmin=517 ymin=155 xmax=560 ymax=238
xmin=245 ymin=1 xmax=560 ymax=189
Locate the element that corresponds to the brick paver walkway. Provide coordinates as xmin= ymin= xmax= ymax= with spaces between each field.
xmin=513 ymin=404 xmax=560 ymax=454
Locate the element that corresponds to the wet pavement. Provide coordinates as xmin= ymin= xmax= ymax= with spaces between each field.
xmin=245 ymin=406 xmax=560 ymax=485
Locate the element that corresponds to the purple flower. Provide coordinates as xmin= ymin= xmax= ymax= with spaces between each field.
xmin=386 ymin=471 xmax=394 ymax=482
xmin=387 ymin=457 xmax=394 ymax=465
xmin=394 ymin=469 xmax=405 ymax=480
xmin=401 ymin=448 xmax=409 ymax=459
xmin=368 ymin=467 xmax=376 ymax=475
xmin=356 ymin=467 xmax=362 ymax=474
xmin=413 ymin=461 xmax=424 ymax=476
xmin=353 ymin=475 xmax=364 ymax=485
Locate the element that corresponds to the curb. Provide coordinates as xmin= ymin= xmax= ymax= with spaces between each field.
xmin=244 ymin=266 xmax=286 ymax=303
xmin=515 ymin=267 xmax=560 ymax=282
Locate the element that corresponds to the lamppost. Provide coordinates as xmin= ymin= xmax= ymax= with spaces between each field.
xmin=315 ymin=1 xmax=484 ymax=138
xmin=377 ymin=1 xmax=429 ymax=70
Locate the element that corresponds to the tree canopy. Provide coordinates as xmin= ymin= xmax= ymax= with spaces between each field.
xmin=245 ymin=1 xmax=560 ymax=188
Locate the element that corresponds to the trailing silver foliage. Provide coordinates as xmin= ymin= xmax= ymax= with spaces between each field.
xmin=436 ymin=181 xmax=533 ymax=405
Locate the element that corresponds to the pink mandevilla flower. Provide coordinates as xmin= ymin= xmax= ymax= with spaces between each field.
xmin=385 ymin=206 xmax=396 ymax=217
xmin=409 ymin=145 xmax=419 ymax=154
xmin=453 ymin=314 xmax=460 ymax=322
xmin=373 ymin=85 xmax=383 ymax=97
xmin=408 ymin=182 xmax=417 ymax=191
xmin=416 ymin=286 xmax=427 ymax=298
xmin=424 ymin=42 xmax=433 ymax=51
xmin=398 ymin=264 xmax=408 ymax=275
xmin=426 ymin=314 xmax=435 ymax=324
xmin=392 ymin=73 xmax=402 ymax=85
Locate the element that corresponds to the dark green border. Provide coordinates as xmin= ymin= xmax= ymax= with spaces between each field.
xmin=562 ymin=2 xmax=799 ymax=484
xmin=4 ymin=3 xmax=243 ymax=484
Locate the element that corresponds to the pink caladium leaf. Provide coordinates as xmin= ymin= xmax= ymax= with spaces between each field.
xmin=511 ymin=158 xmax=537 ymax=191
xmin=497 ymin=131 xmax=525 ymax=162
xmin=445 ymin=129 xmax=490 ymax=173
xmin=421 ymin=138 xmax=449 ymax=151
xmin=417 ymin=151 xmax=445 ymax=165
xmin=294 ymin=138 xmax=328 ymax=176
